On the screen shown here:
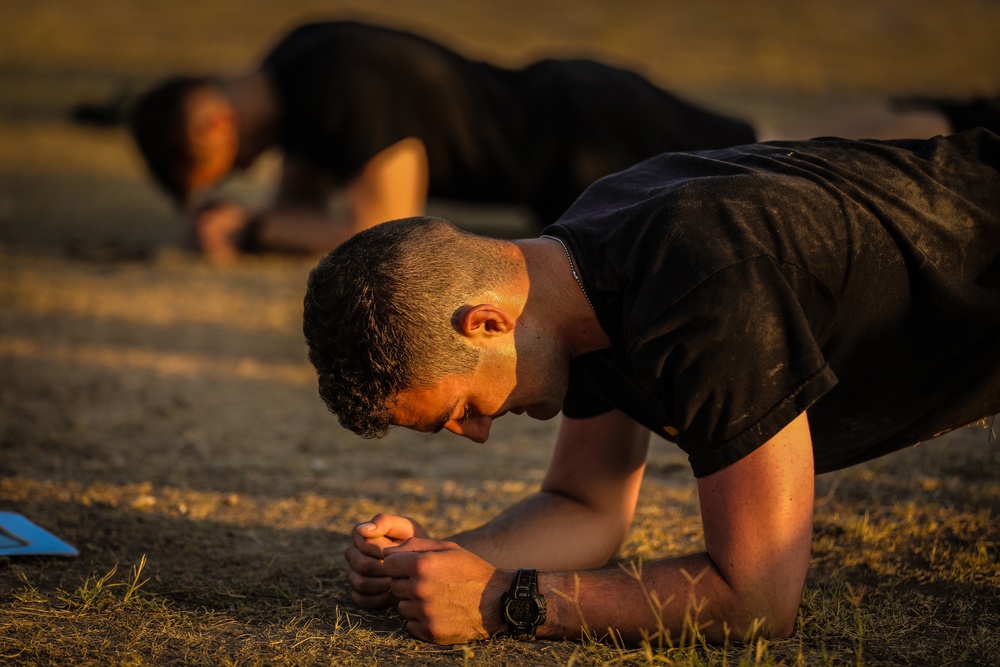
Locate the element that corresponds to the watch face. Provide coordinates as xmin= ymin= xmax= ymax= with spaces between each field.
xmin=505 ymin=598 xmax=538 ymax=622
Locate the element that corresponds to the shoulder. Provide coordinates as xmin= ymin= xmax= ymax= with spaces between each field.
xmin=264 ymin=21 xmax=435 ymax=70
xmin=546 ymin=149 xmax=777 ymax=285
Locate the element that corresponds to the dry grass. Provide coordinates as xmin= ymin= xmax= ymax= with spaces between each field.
xmin=2 ymin=476 xmax=996 ymax=667
xmin=2 ymin=1 xmax=1000 ymax=665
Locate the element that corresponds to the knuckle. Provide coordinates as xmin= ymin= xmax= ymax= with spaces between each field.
xmin=411 ymin=555 xmax=433 ymax=577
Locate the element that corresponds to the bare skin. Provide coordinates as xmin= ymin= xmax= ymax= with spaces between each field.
xmin=349 ymin=412 xmax=814 ymax=644
xmin=342 ymin=237 xmax=817 ymax=645
xmin=178 ymin=73 xmax=430 ymax=263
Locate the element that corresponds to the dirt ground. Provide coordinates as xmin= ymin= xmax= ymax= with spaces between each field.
xmin=1 ymin=1 xmax=999 ymax=665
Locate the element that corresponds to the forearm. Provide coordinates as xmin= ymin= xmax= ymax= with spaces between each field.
xmin=258 ymin=137 xmax=427 ymax=255
xmin=251 ymin=206 xmax=362 ymax=255
xmin=381 ymin=418 xmax=814 ymax=646
xmin=451 ymin=412 xmax=648 ymax=571
xmin=532 ymin=414 xmax=818 ymax=645
xmin=449 ymin=490 xmax=628 ymax=571
xmin=536 ymin=552 xmax=796 ymax=645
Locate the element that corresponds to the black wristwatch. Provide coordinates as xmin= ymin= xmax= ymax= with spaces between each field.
xmin=500 ymin=568 xmax=546 ymax=639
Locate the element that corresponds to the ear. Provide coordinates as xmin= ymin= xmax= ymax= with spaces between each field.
xmin=455 ymin=304 xmax=515 ymax=340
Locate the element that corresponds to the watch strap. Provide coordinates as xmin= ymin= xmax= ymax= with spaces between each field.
xmin=511 ymin=568 xmax=538 ymax=601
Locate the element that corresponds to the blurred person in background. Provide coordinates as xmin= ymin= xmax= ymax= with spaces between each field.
xmin=127 ymin=20 xmax=757 ymax=263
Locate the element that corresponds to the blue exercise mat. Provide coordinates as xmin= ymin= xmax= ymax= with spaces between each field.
xmin=0 ymin=512 xmax=78 ymax=557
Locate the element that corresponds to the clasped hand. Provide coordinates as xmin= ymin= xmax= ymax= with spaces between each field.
xmin=345 ymin=513 xmax=506 ymax=643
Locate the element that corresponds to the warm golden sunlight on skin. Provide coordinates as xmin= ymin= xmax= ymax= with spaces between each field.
xmin=2 ymin=1 xmax=999 ymax=664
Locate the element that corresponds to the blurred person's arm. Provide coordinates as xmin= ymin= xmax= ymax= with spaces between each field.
xmin=192 ymin=137 xmax=429 ymax=261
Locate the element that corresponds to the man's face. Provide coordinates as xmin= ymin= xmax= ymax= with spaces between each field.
xmin=180 ymin=142 xmax=236 ymax=193
xmin=177 ymin=89 xmax=239 ymax=195
xmin=389 ymin=346 xmax=568 ymax=443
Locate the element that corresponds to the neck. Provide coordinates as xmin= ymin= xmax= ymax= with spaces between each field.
xmin=217 ymin=72 xmax=281 ymax=165
xmin=516 ymin=238 xmax=611 ymax=357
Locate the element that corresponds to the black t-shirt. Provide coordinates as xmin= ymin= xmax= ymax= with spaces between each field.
xmin=261 ymin=21 xmax=755 ymax=224
xmin=543 ymin=129 xmax=1000 ymax=477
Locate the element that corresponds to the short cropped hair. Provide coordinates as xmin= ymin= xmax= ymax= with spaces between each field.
xmin=303 ymin=217 xmax=518 ymax=438
xmin=127 ymin=76 xmax=213 ymax=204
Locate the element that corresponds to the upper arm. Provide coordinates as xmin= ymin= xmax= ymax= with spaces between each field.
xmin=697 ymin=410 xmax=815 ymax=635
xmin=542 ymin=409 xmax=651 ymax=539
xmin=344 ymin=136 xmax=429 ymax=231
xmin=275 ymin=136 xmax=429 ymax=233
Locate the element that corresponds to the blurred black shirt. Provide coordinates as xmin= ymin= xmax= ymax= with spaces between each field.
xmin=263 ymin=21 xmax=755 ymax=225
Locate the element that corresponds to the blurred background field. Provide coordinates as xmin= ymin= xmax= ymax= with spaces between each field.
xmin=1 ymin=2 xmax=998 ymax=665
xmin=2 ymin=0 xmax=1000 ymax=252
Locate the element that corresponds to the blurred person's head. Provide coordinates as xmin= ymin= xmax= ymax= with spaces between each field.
xmin=128 ymin=77 xmax=239 ymax=206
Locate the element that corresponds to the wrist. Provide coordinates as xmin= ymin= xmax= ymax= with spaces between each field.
xmin=533 ymin=572 xmax=566 ymax=640
xmin=482 ymin=569 xmax=515 ymax=636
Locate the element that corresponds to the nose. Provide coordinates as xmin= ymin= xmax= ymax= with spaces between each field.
xmin=445 ymin=415 xmax=493 ymax=443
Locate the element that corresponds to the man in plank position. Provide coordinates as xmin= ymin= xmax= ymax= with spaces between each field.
xmin=302 ymin=129 xmax=1000 ymax=644
xmin=128 ymin=20 xmax=756 ymax=262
